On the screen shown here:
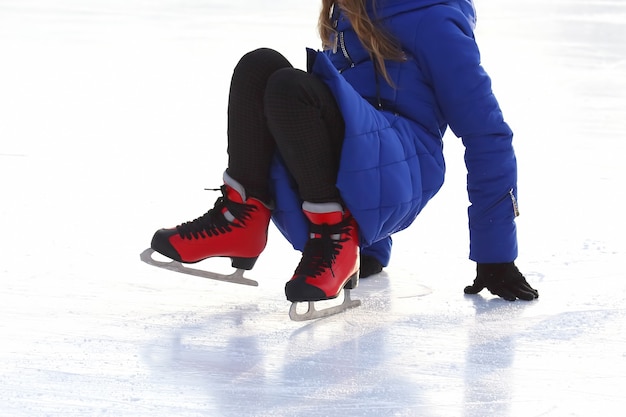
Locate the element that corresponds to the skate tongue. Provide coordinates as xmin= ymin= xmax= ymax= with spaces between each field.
xmin=309 ymin=231 xmax=341 ymax=240
xmin=224 ymin=184 xmax=245 ymax=204
xmin=221 ymin=181 xmax=246 ymax=223
xmin=223 ymin=171 xmax=247 ymax=203
xmin=302 ymin=201 xmax=344 ymax=225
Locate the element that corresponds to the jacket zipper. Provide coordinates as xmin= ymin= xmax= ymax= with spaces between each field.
xmin=478 ymin=188 xmax=520 ymax=220
xmin=337 ymin=31 xmax=355 ymax=72
xmin=509 ymin=188 xmax=520 ymax=217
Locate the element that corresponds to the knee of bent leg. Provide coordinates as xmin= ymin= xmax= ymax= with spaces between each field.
xmin=265 ymin=68 xmax=307 ymax=104
xmin=234 ymin=48 xmax=291 ymax=77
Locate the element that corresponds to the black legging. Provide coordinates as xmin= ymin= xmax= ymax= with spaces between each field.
xmin=225 ymin=48 xmax=345 ymax=204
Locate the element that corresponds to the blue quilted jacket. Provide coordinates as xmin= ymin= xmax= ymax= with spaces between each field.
xmin=270 ymin=0 xmax=519 ymax=265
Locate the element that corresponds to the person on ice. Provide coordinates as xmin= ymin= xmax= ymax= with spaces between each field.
xmin=150 ymin=0 xmax=539 ymax=310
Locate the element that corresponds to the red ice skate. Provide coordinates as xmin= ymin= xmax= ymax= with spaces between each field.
xmin=150 ymin=172 xmax=271 ymax=270
xmin=285 ymin=202 xmax=360 ymax=305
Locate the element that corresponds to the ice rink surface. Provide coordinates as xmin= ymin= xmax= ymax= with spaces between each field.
xmin=1 ymin=0 xmax=625 ymax=416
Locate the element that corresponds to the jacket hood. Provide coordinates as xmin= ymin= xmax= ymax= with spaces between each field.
xmin=367 ymin=0 xmax=477 ymax=29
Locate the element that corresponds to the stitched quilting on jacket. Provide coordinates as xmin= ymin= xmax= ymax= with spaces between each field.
xmin=270 ymin=0 xmax=519 ymax=265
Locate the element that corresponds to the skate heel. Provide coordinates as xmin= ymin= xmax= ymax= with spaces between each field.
xmin=343 ymin=272 xmax=359 ymax=290
xmin=231 ymin=256 xmax=258 ymax=270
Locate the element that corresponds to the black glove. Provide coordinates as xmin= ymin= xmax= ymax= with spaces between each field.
xmin=464 ymin=262 xmax=539 ymax=301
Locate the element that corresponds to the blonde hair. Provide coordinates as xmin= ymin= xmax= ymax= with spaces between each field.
xmin=318 ymin=0 xmax=405 ymax=85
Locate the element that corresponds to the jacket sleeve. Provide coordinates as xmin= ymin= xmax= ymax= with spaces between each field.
xmin=412 ymin=6 xmax=519 ymax=263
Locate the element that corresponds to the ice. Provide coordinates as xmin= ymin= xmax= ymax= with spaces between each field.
xmin=1 ymin=0 xmax=625 ymax=416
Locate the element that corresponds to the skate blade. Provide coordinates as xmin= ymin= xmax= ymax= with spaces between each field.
xmin=288 ymin=290 xmax=361 ymax=322
xmin=140 ymin=248 xmax=258 ymax=287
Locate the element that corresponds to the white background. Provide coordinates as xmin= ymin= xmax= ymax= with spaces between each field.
xmin=1 ymin=0 xmax=625 ymax=416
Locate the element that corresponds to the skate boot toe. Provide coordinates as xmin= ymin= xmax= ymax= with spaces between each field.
xmin=150 ymin=229 xmax=183 ymax=262
xmin=285 ymin=276 xmax=328 ymax=302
